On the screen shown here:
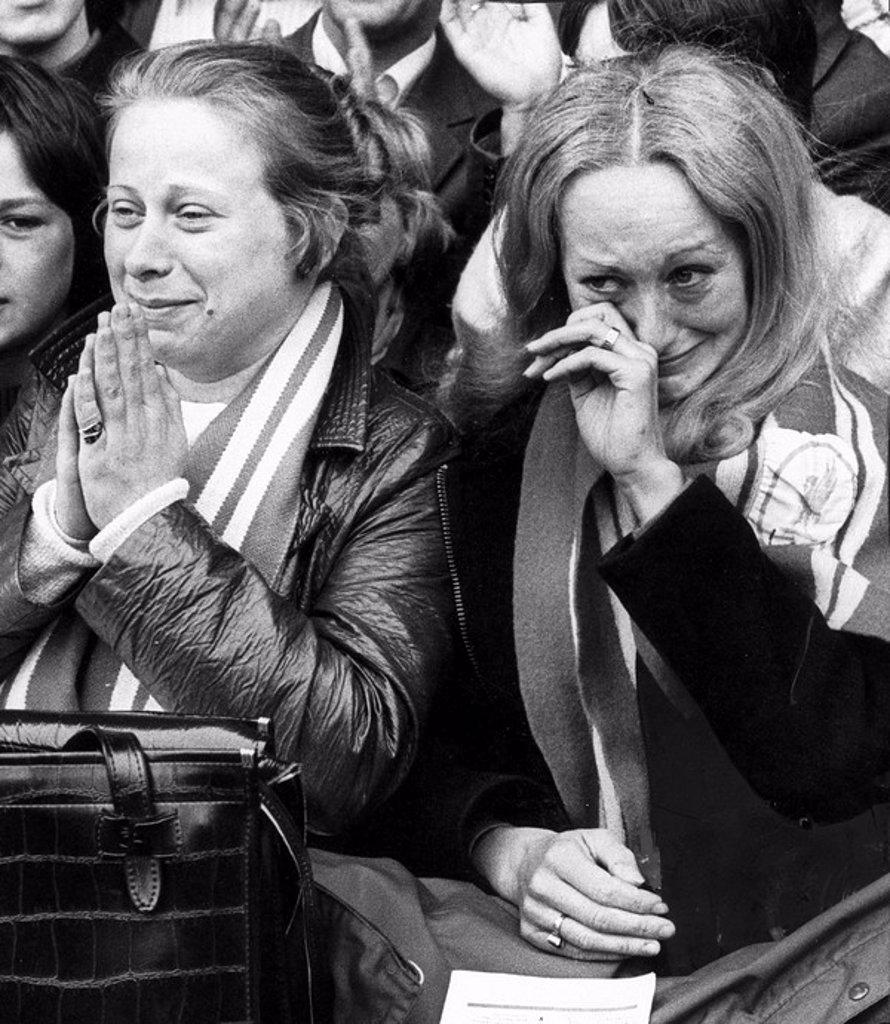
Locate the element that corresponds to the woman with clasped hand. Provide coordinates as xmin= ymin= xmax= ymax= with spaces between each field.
xmin=0 ymin=43 xmax=456 ymax=836
xmin=421 ymin=47 xmax=890 ymax=970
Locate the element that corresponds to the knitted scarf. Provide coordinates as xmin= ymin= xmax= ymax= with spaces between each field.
xmin=3 ymin=282 xmax=343 ymax=712
xmin=513 ymin=358 xmax=889 ymax=885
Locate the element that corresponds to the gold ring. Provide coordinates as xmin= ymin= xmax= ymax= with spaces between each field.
xmin=78 ymin=420 xmax=104 ymax=445
xmin=545 ymin=910 xmax=566 ymax=949
xmin=600 ymin=326 xmax=621 ymax=353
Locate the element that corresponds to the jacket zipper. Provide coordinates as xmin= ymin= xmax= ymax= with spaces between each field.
xmin=435 ymin=464 xmax=484 ymax=682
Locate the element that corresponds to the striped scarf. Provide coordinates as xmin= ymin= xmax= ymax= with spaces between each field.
xmin=514 ymin=358 xmax=889 ymax=884
xmin=3 ymin=282 xmax=343 ymax=712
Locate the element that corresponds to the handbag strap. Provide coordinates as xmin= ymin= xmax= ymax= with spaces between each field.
xmin=260 ymin=780 xmax=320 ymax=1022
xmin=63 ymin=726 xmax=182 ymax=913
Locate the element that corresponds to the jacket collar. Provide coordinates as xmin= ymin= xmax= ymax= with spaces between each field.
xmin=310 ymin=300 xmax=370 ymax=452
xmin=28 ymin=291 xmax=371 ymax=453
xmin=30 ymin=294 xmax=110 ymax=393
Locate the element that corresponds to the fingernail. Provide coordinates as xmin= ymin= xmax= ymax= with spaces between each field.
xmin=653 ymin=901 xmax=669 ymax=914
xmin=97 ymin=311 xmax=110 ymax=329
xmin=643 ymin=941 xmax=660 ymax=955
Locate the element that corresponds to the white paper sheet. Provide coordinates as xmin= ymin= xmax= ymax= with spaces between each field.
xmin=439 ymin=971 xmax=656 ymax=1024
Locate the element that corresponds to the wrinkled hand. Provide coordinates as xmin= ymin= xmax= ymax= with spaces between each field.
xmin=524 ymin=303 xmax=684 ymax=522
xmin=70 ymin=304 xmax=187 ymax=530
xmin=213 ymin=0 xmax=283 ymax=42
xmin=440 ymin=1 xmax=562 ymax=109
xmin=474 ymin=826 xmax=674 ymax=960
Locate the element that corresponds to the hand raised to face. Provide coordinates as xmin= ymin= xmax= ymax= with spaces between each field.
xmin=62 ymin=303 xmax=188 ymax=531
xmin=524 ymin=302 xmax=685 ymax=525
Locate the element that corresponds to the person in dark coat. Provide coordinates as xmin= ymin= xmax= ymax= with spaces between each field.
xmin=808 ymin=0 xmax=890 ymax=211
xmin=559 ymin=0 xmax=890 ymax=214
xmin=0 ymin=42 xmax=457 ymax=837
xmin=372 ymin=47 xmax=890 ymax=977
xmin=0 ymin=0 xmax=139 ymax=98
xmin=284 ymin=0 xmax=562 ymax=387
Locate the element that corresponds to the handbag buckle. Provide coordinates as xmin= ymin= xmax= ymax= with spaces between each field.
xmin=97 ymin=811 xmax=182 ymax=858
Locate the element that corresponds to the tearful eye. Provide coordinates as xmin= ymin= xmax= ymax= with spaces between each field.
xmin=669 ymin=267 xmax=710 ymax=288
xmin=582 ymin=276 xmax=623 ymax=295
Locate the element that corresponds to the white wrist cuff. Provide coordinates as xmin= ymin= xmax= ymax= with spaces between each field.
xmin=31 ymin=480 xmax=99 ymax=567
xmin=89 ymin=478 xmax=189 ymax=563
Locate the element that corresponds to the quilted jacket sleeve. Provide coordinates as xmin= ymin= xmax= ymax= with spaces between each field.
xmin=74 ymin=416 xmax=457 ymax=836
xmin=0 ymin=378 xmax=86 ymax=676
xmin=0 ymin=374 xmax=39 ymax=518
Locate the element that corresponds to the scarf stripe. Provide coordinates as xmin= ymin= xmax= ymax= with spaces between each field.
xmin=832 ymin=373 xmax=885 ymax=567
xmin=516 ymin=358 xmax=888 ymax=887
xmin=222 ymin=306 xmax=341 ymax=550
xmin=4 ymin=621 xmax=57 ymax=708
xmin=197 ymin=285 xmax=333 ymax=528
xmin=3 ymin=283 xmax=343 ymax=713
xmin=109 ymin=665 xmax=141 ymax=711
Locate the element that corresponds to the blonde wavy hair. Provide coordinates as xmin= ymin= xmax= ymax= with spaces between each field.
xmin=446 ymin=46 xmax=829 ymax=463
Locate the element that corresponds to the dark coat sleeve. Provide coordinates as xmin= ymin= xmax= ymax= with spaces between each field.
xmin=15 ymin=412 xmax=455 ymax=838
xmin=599 ymin=474 xmax=890 ymax=821
xmin=352 ymin=429 xmax=571 ymax=880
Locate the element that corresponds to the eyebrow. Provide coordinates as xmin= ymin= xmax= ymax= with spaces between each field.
xmin=668 ymin=241 xmax=727 ymax=259
xmin=0 ymin=196 xmax=51 ymax=212
xmin=106 ymin=183 xmax=226 ymax=202
xmin=574 ymin=241 xmax=728 ymax=270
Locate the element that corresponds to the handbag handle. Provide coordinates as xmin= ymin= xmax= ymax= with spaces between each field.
xmin=63 ymin=726 xmax=181 ymax=913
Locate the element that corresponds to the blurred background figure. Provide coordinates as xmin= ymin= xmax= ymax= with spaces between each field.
xmin=0 ymin=0 xmax=138 ymax=95
xmin=0 ymin=57 xmax=105 ymax=421
xmin=120 ymin=0 xmax=319 ymax=46
xmin=842 ymin=0 xmax=890 ymax=54
xmin=284 ymin=0 xmax=495 ymax=389
xmin=807 ymin=0 xmax=890 ymax=209
xmin=285 ymin=0 xmax=561 ymax=388
xmin=559 ymin=0 xmax=890 ymax=213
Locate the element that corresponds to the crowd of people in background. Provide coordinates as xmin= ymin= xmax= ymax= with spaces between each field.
xmin=1 ymin=1 xmax=890 ymax=1022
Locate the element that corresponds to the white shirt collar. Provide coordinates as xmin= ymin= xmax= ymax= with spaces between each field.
xmin=311 ymin=16 xmax=435 ymax=105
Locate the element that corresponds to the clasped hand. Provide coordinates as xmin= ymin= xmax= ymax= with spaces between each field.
xmin=475 ymin=826 xmax=675 ymax=960
xmin=55 ymin=303 xmax=188 ymax=541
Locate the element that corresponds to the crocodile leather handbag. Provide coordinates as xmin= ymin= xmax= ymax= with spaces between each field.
xmin=0 ymin=711 xmax=318 ymax=1024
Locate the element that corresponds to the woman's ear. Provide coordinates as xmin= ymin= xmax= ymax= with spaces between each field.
xmin=288 ymin=201 xmax=348 ymax=276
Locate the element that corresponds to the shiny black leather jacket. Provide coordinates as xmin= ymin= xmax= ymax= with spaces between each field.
xmin=0 ymin=299 xmax=458 ymax=835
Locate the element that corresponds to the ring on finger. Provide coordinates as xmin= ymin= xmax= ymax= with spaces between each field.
xmin=599 ymin=325 xmax=622 ymax=353
xmin=545 ymin=911 xmax=566 ymax=949
xmin=78 ymin=419 xmax=104 ymax=445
